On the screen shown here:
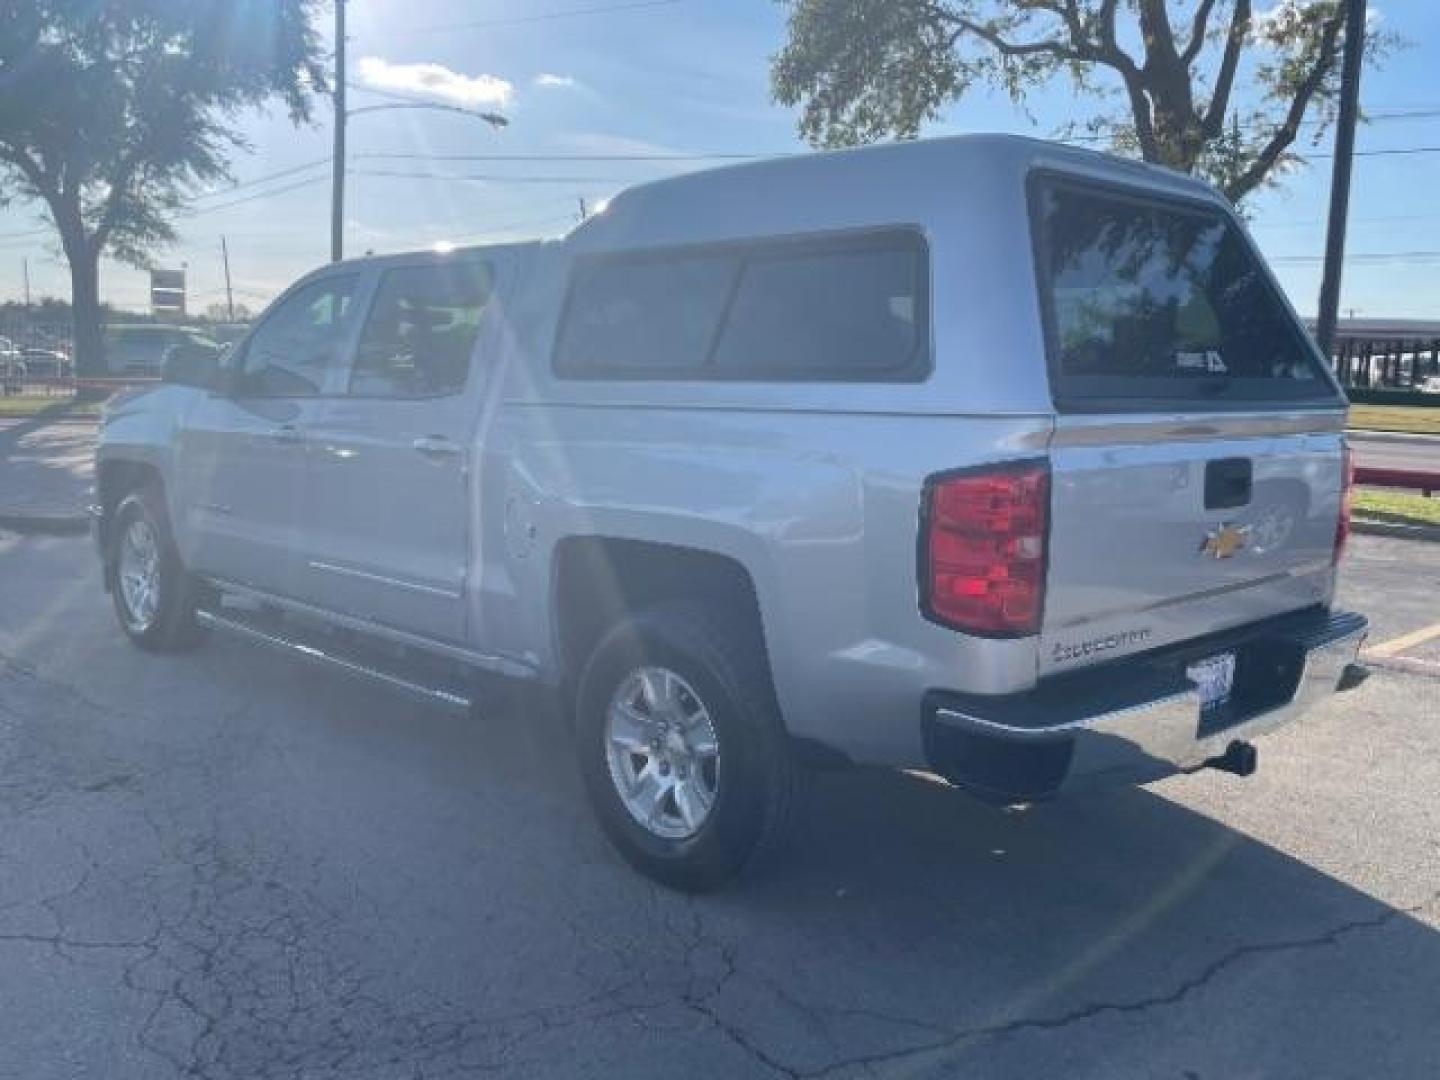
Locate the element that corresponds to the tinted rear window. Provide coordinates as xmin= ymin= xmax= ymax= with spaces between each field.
xmin=1031 ymin=177 xmax=1336 ymax=408
xmin=553 ymin=231 xmax=927 ymax=381
xmin=554 ymin=254 xmax=736 ymax=376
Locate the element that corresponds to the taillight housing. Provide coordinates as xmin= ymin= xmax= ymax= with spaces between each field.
xmin=1334 ymin=440 xmax=1354 ymax=563
xmin=921 ymin=461 xmax=1050 ymax=637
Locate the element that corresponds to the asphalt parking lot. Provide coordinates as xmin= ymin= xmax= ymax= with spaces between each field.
xmin=1 ymin=531 xmax=1437 ymax=1079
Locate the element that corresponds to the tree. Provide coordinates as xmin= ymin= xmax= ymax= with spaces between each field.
xmin=772 ymin=1 xmax=1393 ymax=204
xmin=0 ymin=0 xmax=325 ymax=375
xmin=204 ymin=301 xmax=253 ymax=322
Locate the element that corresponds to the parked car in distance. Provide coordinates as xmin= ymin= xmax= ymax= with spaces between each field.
xmin=18 ymin=346 xmax=72 ymax=379
xmin=0 ymin=339 xmax=26 ymax=394
xmin=1417 ymin=375 xmax=1440 ymax=394
xmin=104 ymin=324 xmax=219 ymax=376
xmin=91 ymin=134 xmax=1369 ymax=890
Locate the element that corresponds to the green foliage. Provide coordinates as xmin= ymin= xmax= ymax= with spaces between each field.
xmin=772 ymin=0 xmax=1398 ymax=204
xmin=0 ymin=0 xmax=325 ymax=370
xmin=0 ymin=0 xmax=325 ymax=260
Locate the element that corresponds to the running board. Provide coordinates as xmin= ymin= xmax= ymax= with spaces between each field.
xmin=195 ymin=608 xmax=473 ymax=712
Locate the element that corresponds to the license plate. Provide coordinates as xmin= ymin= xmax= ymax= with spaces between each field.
xmin=1187 ymin=652 xmax=1236 ymax=713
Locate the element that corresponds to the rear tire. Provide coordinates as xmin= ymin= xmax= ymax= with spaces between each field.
xmin=108 ymin=486 xmax=209 ymax=653
xmin=575 ymin=603 xmax=798 ymax=892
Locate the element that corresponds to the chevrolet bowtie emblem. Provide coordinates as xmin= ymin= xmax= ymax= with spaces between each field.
xmin=1200 ymin=522 xmax=1249 ymax=559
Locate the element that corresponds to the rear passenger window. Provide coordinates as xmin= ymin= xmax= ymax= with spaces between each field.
xmin=349 ymin=260 xmax=493 ymax=398
xmin=711 ymin=243 xmax=922 ymax=377
xmin=553 ymin=255 xmax=737 ymax=376
xmin=1031 ymin=177 xmax=1336 ymax=408
xmin=553 ymin=231 xmax=927 ymax=381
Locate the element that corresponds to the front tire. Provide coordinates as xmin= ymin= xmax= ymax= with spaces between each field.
xmin=575 ymin=604 xmax=798 ymax=892
xmin=109 ymin=487 xmax=208 ymax=652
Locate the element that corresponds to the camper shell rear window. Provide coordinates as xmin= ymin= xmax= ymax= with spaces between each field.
xmin=1029 ymin=174 xmax=1341 ymax=411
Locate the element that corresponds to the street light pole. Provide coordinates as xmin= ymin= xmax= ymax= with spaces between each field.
xmin=1315 ymin=0 xmax=1367 ymax=361
xmin=327 ymin=1 xmax=508 ymax=262
xmin=330 ymin=0 xmax=346 ymax=263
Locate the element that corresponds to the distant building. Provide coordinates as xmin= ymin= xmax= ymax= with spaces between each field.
xmin=1304 ymin=317 xmax=1440 ymax=390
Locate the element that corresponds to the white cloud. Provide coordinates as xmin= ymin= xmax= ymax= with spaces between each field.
xmin=533 ymin=73 xmax=577 ymax=89
xmin=356 ymin=56 xmax=513 ymax=108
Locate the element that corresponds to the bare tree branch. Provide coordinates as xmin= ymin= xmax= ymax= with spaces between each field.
xmin=1201 ymin=0 xmax=1251 ymax=138
xmin=1224 ymin=5 xmax=1346 ymax=201
xmin=1181 ymin=0 xmax=1220 ymax=65
xmin=0 ymin=145 xmax=56 ymax=201
xmin=941 ymin=15 xmax=1078 ymax=61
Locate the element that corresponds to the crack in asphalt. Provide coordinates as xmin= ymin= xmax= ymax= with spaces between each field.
xmin=4 ymin=636 xmax=1439 ymax=1078
xmin=790 ymin=888 xmax=1440 ymax=1078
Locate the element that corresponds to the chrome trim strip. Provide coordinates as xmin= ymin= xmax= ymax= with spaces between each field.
xmin=935 ymin=689 xmax=1198 ymax=742
xmin=1048 ymin=410 xmax=1347 ymax=447
xmin=308 ymin=559 xmax=463 ymax=600
xmin=195 ymin=609 xmax=472 ymax=711
xmin=201 ymin=576 xmax=536 ymax=679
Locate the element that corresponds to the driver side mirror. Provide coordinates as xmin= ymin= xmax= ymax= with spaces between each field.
xmin=161 ymin=342 xmax=223 ymax=389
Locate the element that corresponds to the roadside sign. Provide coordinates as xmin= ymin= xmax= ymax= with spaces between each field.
xmin=150 ymin=268 xmax=186 ymax=315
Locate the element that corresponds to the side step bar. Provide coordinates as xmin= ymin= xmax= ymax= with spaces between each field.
xmin=195 ymin=608 xmax=473 ymax=712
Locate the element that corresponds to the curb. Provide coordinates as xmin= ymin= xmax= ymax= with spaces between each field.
xmin=1353 ymin=517 xmax=1440 ymax=544
xmin=0 ymin=509 xmax=90 ymax=536
xmin=1347 ymin=428 xmax=1440 ymax=444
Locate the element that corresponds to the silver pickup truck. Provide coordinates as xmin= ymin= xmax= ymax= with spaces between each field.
xmin=93 ymin=135 xmax=1369 ymax=890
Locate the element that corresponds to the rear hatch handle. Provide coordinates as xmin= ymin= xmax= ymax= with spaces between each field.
xmin=1204 ymin=457 xmax=1253 ymax=510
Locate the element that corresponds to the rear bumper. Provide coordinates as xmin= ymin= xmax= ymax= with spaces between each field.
xmin=924 ymin=608 xmax=1368 ymax=803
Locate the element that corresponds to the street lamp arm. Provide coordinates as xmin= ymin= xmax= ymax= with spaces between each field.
xmin=346 ymin=102 xmax=509 ymax=128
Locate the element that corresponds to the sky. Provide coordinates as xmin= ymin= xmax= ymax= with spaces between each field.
xmin=1 ymin=0 xmax=1438 ymax=320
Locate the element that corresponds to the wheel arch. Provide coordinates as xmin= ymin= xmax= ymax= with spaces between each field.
xmin=549 ymin=536 xmax=778 ymax=714
xmin=95 ymin=456 xmax=165 ymax=573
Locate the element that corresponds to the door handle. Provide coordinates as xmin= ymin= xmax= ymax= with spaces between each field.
xmin=412 ymin=435 xmax=462 ymax=461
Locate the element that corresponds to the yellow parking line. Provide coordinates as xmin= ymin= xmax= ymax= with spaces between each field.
xmin=1364 ymin=620 xmax=1440 ymax=658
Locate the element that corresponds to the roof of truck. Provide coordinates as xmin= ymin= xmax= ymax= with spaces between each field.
xmin=565 ymin=133 xmax=1224 ymax=257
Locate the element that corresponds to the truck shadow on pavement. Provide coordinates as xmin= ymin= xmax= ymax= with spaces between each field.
xmin=202 ymin=649 xmax=1440 ymax=1078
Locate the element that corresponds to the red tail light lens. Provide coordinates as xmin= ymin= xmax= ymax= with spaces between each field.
xmin=1335 ymin=440 xmax=1354 ymax=563
xmin=922 ymin=462 xmax=1050 ymax=636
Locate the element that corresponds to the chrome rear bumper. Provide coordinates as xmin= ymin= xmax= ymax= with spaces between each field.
xmin=925 ymin=609 xmax=1368 ymax=802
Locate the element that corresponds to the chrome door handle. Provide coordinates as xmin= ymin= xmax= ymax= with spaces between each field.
xmin=412 ymin=435 xmax=461 ymax=461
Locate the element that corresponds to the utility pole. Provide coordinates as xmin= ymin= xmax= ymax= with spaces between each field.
xmin=577 ymin=196 xmax=589 ymax=222
xmin=221 ymin=236 xmax=235 ymax=322
xmin=330 ymin=0 xmax=347 ymax=263
xmin=1315 ymin=0 xmax=1366 ymax=362
xmin=22 ymin=257 xmax=30 ymax=307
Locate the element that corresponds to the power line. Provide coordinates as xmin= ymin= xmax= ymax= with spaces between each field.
xmin=180 ymin=175 xmax=331 ymax=217
xmin=192 ymin=158 xmax=332 ymax=202
xmin=353 ymin=150 xmax=771 ymax=163
xmin=400 ymin=0 xmax=686 ymax=35
xmin=351 ymin=168 xmax=639 ymax=184
xmin=1312 ymin=145 xmax=1440 ymax=159
xmin=1270 ymin=250 xmax=1440 ymax=264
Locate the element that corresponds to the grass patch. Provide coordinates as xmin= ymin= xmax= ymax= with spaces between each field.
xmin=0 ymin=394 xmax=102 ymax=419
xmin=1354 ymin=487 xmax=1440 ymax=527
xmin=1348 ymin=404 xmax=1440 ymax=435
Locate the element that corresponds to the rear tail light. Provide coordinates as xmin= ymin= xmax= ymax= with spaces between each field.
xmin=921 ymin=461 xmax=1050 ymax=637
xmin=1334 ymin=440 xmax=1354 ymax=563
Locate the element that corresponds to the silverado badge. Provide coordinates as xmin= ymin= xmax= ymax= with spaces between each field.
xmin=1200 ymin=522 xmax=1249 ymax=559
